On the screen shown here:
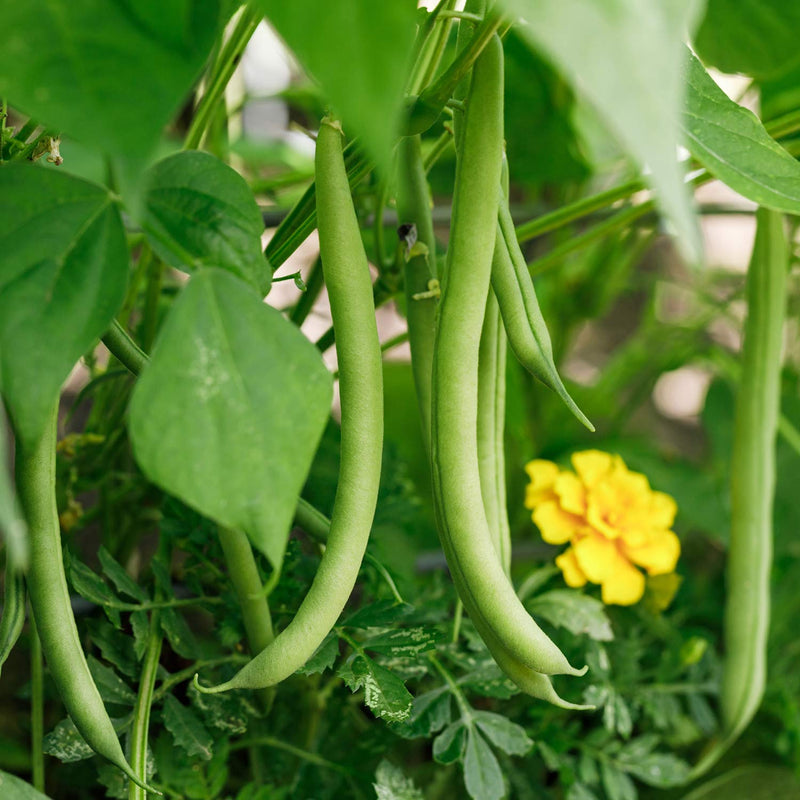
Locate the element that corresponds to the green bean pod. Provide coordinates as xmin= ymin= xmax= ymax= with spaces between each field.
xmin=692 ymin=208 xmax=787 ymax=779
xmin=722 ymin=211 xmax=786 ymax=733
xmin=493 ymin=198 xmax=593 ymax=431
xmin=15 ymin=406 xmax=158 ymax=794
xmin=430 ymin=35 xmax=582 ymax=677
xmin=196 ymin=118 xmax=383 ymax=692
xmin=0 ymin=567 xmax=25 ymax=678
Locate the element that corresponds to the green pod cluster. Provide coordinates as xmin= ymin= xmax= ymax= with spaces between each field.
xmin=196 ymin=118 xmax=383 ymax=693
xmin=430 ymin=35 xmax=584 ymax=681
xmin=15 ymin=407 xmax=158 ymax=795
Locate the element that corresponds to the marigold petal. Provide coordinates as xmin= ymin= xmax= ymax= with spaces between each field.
xmin=554 ymin=472 xmax=586 ymax=515
xmin=624 ymin=530 xmax=681 ymax=575
xmin=572 ymin=532 xmax=619 ymax=583
xmin=600 ymin=560 xmax=645 ymax=606
xmin=524 ymin=460 xmax=560 ymax=509
xmin=555 ymin=548 xmax=587 ymax=587
xmin=571 ymin=450 xmax=615 ymax=487
xmin=650 ymin=491 xmax=677 ymax=528
xmin=532 ymin=501 xmax=582 ymax=545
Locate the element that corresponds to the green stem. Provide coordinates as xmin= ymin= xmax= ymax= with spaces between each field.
xmin=129 ymin=611 xmax=162 ymax=800
xmin=428 ymin=654 xmax=472 ymax=719
xmin=152 ymin=656 xmax=248 ymax=703
xmin=289 ymin=256 xmax=324 ymax=326
xmin=102 ymin=320 xmax=148 ymax=376
xmin=15 ymin=117 xmax=39 ymax=144
xmin=423 ymin=129 xmax=455 ymax=173
xmin=451 ymin=600 xmax=463 ymax=644
xmin=230 ymin=736 xmax=357 ymax=776
xmin=140 ymin=253 xmax=164 ymax=353
xmin=184 ymin=5 xmax=263 ymax=150
xmin=30 ymin=614 xmax=44 ymax=793
xmin=1 ymin=98 xmax=7 ymax=164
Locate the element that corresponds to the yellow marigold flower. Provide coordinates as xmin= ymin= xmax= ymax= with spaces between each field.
xmin=524 ymin=450 xmax=680 ymax=606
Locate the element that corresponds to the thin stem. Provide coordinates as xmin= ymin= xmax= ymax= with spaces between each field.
xmin=363 ymin=553 xmax=404 ymax=605
xmin=30 ymin=614 xmax=45 ymax=793
xmin=152 ymin=656 xmax=248 ymax=703
xmin=450 ymin=600 xmax=463 ymax=644
xmin=380 ymin=331 xmax=410 ymax=354
xmin=428 ymin=654 xmax=472 ymax=719
xmin=289 ymin=256 xmax=324 ymax=326
xmin=140 ymin=252 xmax=164 ymax=353
xmin=15 ymin=117 xmax=39 ymax=143
xmin=1 ymin=98 xmax=7 ymax=164
xmin=424 ymin=129 xmax=455 ymax=173
xmin=129 ymin=611 xmax=162 ymax=800
xmin=184 ymin=5 xmax=263 ymax=150
xmin=230 ymin=736 xmax=358 ymax=776
xmin=102 ymin=320 xmax=148 ymax=376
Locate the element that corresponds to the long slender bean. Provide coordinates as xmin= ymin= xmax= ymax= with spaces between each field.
xmin=0 ymin=568 xmax=25 ymax=678
xmin=15 ymin=405 xmax=158 ymax=794
xmin=196 ymin=118 xmax=383 ymax=692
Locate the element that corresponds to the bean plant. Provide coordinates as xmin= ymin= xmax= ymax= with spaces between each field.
xmin=1 ymin=1 xmax=800 ymax=799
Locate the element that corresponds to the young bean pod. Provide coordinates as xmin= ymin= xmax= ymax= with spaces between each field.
xmin=692 ymin=208 xmax=787 ymax=778
xmin=430 ymin=35 xmax=583 ymax=677
xmin=196 ymin=118 xmax=383 ymax=692
xmin=493 ymin=197 xmax=593 ymax=431
xmin=0 ymin=567 xmax=25 ymax=678
xmin=15 ymin=406 xmax=158 ymax=794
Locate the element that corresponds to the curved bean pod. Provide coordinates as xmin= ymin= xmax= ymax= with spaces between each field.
xmin=493 ymin=199 xmax=593 ymax=431
xmin=0 ymin=567 xmax=25 ymax=678
xmin=15 ymin=406 xmax=158 ymax=794
xmin=430 ymin=35 xmax=582 ymax=677
xmin=196 ymin=118 xmax=383 ymax=692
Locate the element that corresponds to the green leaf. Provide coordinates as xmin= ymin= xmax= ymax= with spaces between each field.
xmin=162 ymin=695 xmax=214 ymax=761
xmin=500 ymin=0 xmax=701 ymax=259
xmin=463 ymin=728 xmax=505 ymax=800
xmin=338 ymin=654 xmax=414 ymax=723
xmin=0 ymin=165 xmax=128 ymax=444
xmin=600 ymin=761 xmax=637 ymax=800
xmin=42 ymin=718 xmax=94 ymax=763
xmin=160 ymin=607 xmax=201 ymax=660
xmin=0 ymin=1 xmax=219 ymax=159
xmin=360 ymin=627 xmax=440 ymax=658
xmin=432 ymin=720 xmax=466 ymax=765
xmin=67 ymin=555 xmax=121 ymax=628
xmin=373 ymin=760 xmax=425 ymax=800
xmin=130 ymin=610 xmax=151 ymax=662
xmin=85 ymin=618 xmax=139 ymax=678
xmin=392 ymin=688 xmax=452 ymax=739
xmin=258 ymin=0 xmax=417 ymax=173
xmin=87 ymin=656 xmax=137 ymax=706
xmin=567 ymin=784 xmax=600 ymax=800
xmin=693 ymin=0 xmax=800 ymax=80
xmin=142 ymin=152 xmax=270 ymax=295
xmin=683 ymin=52 xmax=800 ymax=215
xmin=625 ymin=753 xmax=690 ymax=789
xmin=528 ymin=589 xmax=614 ymax=642
xmin=189 ymin=683 xmax=254 ymax=735
xmin=342 ymin=600 xmax=415 ymax=629
xmin=296 ymin=633 xmax=339 ymax=676
xmin=473 ymin=711 xmax=533 ymax=757
xmin=98 ymin=546 xmax=149 ymax=603
xmin=129 ymin=269 xmax=332 ymax=569
xmin=0 ymin=770 xmax=53 ymax=800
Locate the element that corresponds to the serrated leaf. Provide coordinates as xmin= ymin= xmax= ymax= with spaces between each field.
xmin=0 ymin=1 xmax=219 ymax=160
xmin=98 ymin=547 xmax=148 ymax=603
xmin=296 ymin=633 xmax=339 ymax=676
xmin=464 ymin=728 xmax=505 ymax=800
xmin=87 ymin=656 xmax=137 ymax=706
xmin=143 ymin=151 xmax=269 ymax=295
xmin=162 ymin=695 xmax=214 ymax=761
xmin=683 ymin=52 xmax=800 ymax=215
xmin=342 ymin=601 xmax=415 ymax=629
xmin=130 ymin=610 xmax=151 ymax=661
xmin=67 ymin=556 xmax=121 ymax=628
xmin=432 ymin=721 xmax=466 ymax=765
xmin=373 ymin=760 xmax=424 ymax=800
xmin=600 ymin=761 xmax=637 ymax=800
xmin=501 ymin=0 xmax=701 ymax=260
xmin=625 ymin=753 xmax=690 ymax=788
xmin=339 ymin=654 xmax=413 ymax=723
xmin=693 ymin=0 xmax=800 ymax=80
xmin=258 ymin=0 xmax=417 ymax=174
xmin=85 ymin=618 xmax=138 ymax=678
xmin=0 ymin=769 xmax=53 ymax=799
xmin=392 ymin=688 xmax=452 ymax=739
xmin=42 ymin=718 xmax=94 ymax=763
xmin=0 ymin=165 xmax=128 ymax=444
xmin=129 ymin=269 xmax=332 ymax=569
xmin=529 ymin=589 xmax=614 ymax=642
xmin=360 ymin=627 xmax=440 ymax=658
xmin=160 ymin=607 xmax=201 ymax=660
xmin=189 ymin=683 xmax=253 ymax=735
xmin=473 ymin=711 xmax=533 ymax=757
